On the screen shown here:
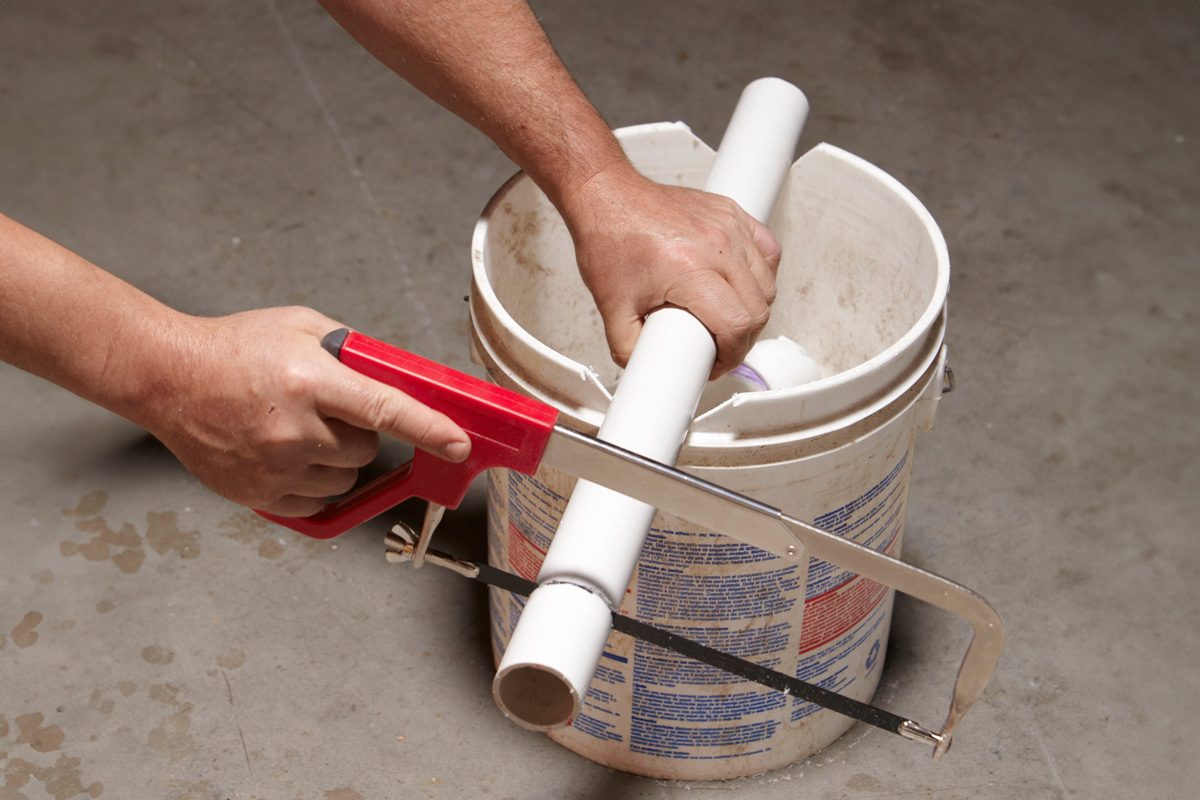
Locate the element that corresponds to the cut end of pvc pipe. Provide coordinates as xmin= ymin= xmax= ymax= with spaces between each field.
xmin=493 ymin=664 xmax=578 ymax=731
xmin=493 ymin=582 xmax=613 ymax=731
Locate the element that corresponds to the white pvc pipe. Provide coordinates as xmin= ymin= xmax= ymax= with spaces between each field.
xmin=492 ymin=582 xmax=613 ymax=731
xmin=494 ymin=78 xmax=809 ymax=730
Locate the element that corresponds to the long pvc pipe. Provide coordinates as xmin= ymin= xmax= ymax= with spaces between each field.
xmin=493 ymin=78 xmax=810 ymax=730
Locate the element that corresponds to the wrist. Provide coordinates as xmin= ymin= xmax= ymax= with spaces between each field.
xmin=99 ymin=306 xmax=207 ymax=436
xmin=554 ymin=158 xmax=652 ymax=238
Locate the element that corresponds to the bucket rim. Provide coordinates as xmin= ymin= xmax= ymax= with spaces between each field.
xmin=470 ymin=134 xmax=950 ymax=438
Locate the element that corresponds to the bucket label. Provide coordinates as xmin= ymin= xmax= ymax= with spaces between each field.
xmin=487 ymin=447 xmax=913 ymax=773
xmin=625 ymin=533 xmax=802 ymax=761
xmin=791 ymin=452 xmax=907 ymax=720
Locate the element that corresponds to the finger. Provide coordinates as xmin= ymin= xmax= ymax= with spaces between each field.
xmin=707 ymin=240 xmax=772 ymax=362
xmin=281 ymin=464 xmax=361 ymax=500
xmin=719 ymin=244 xmax=773 ymax=331
xmin=253 ymin=464 xmax=359 ymax=516
xmin=749 ymin=218 xmax=782 ymax=274
xmin=671 ymin=277 xmax=761 ymax=378
xmin=602 ymin=306 xmax=645 ymax=368
xmin=314 ymin=363 xmax=471 ymax=462
xmin=746 ymin=220 xmax=780 ymax=305
xmin=258 ymin=494 xmax=328 ymax=518
xmin=309 ymin=418 xmax=380 ymax=469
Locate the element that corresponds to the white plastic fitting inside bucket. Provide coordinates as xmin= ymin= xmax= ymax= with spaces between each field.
xmin=471 ymin=123 xmax=950 ymax=779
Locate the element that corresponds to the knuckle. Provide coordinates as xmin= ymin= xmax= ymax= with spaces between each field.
xmin=279 ymin=361 xmax=316 ymax=399
xmin=361 ymin=390 xmax=441 ymax=450
xmin=712 ymin=194 xmax=739 ymax=215
xmin=300 ymin=307 xmax=340 ymax=334
xmin=361 ymin=389 xmax=399 ymax=432
xmin=728 ymin=309 xmax=760 ymax=336
xmin=409 ymin=414 xmax=441 ymax=450
xmin=764 ymin=285 xmax=779 ymax=305
xmin=261 ymin=419 xmax=306 ymax=452
xmin=705 ymin=227 xmax=734 ymax=255
xmin=764 ymin=239 xmax=783 ymax=265
xmin=751 ymin=293 xmax=771 ymax=320
xmin=661 ymin=238 xmax=701 ymax=270
xmin=284 ymin=304 xmax=317 ymax=322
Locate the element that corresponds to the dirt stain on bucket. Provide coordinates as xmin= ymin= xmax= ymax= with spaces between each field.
xmin=504 ymin=210 xmax=549 ymax=276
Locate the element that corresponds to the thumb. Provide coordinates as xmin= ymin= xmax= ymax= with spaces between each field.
xmin=314 ymin=363 xmax=471 ymax=463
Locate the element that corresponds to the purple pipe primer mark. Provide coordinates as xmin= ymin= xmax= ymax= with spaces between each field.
xmin=729 ymin=363 xmax=770 ymax=390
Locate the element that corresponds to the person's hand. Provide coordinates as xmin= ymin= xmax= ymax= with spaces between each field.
xmin=560 ymin=166 xmax=782 ymax=377
xmin=139 ymin=306 xmax=471 ymax=517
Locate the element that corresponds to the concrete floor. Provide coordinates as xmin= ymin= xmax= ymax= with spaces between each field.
xmin=1 ymin=1 xmax=1196 ymax=797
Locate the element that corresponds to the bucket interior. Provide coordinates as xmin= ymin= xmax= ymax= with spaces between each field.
xmin=476 ymin=130 xmax=948 ymax=437
xmin=484 ymin=178 xmax=623 ymax=386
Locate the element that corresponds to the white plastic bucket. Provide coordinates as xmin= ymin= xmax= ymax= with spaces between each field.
xmin=470 ymin=122 xmax=950 ymax=780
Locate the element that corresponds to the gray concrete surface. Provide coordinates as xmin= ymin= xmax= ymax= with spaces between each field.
xmin=1 ymin=1 xmax=1196 ymax=798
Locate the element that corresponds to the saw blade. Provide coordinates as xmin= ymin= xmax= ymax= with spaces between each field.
xmin=471 ymin=561 xmax=940 ymax=747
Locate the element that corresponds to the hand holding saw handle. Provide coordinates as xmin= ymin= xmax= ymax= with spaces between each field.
xmin=257 ymin=327 xmax=559 ymax=538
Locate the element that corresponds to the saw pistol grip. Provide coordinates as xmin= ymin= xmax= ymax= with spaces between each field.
xmin=258 ymin=329 xmax=559 ymax=539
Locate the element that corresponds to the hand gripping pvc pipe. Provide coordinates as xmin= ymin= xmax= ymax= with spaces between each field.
xmin=493 ymin=78 xmax=810 ymax=730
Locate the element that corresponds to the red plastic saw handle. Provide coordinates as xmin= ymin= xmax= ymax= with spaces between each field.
xmin=257 ymin=329 xmax=559 ymax=539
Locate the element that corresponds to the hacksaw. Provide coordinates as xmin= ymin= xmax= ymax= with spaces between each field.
xmin=261 ymin=328 xmax=1004 ymax=758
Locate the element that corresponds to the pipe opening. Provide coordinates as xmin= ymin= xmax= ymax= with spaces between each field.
xmin=494 ymin=665 xmax=576 ymax=730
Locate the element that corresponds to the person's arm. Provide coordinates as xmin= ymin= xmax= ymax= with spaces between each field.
xmin=318 ymin=0 xmax=781 ymax=375
xmin=0 ymin=212 xmax=470 ymax=517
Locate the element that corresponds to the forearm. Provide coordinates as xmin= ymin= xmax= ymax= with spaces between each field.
xmin=317 ymin=1 xmax=782 ymax=374
xmin=0 ymin=212 xmax=193 ymax=427
xmin=317 ymin=0 xmax=640 ymax=210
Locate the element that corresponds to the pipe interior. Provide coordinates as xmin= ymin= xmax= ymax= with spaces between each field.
xmin=494 ymin=666 xmax=577 ymax=730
